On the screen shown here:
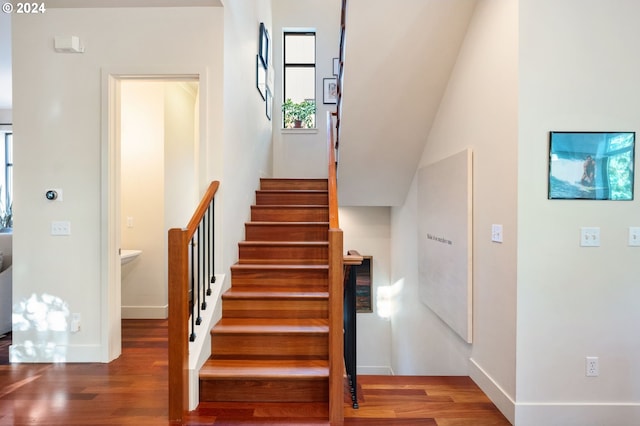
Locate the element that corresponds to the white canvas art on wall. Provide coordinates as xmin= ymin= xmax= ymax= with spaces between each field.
xmin=418 ymin=148 xmax=473 ymax=343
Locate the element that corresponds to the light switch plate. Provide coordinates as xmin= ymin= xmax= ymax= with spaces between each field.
xmin=580 ymin=227 xmax=600 ymax=247
xmin=491 ymin=224 xmax=503 ymax=243
xmin=629 ymin=227 xmax=640 ymax=246
xmin=51 ymin=221 xmax=71 ymax=236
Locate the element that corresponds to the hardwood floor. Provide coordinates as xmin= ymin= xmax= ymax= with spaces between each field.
xmin=0 ymin=320 xmax=511 ymax=425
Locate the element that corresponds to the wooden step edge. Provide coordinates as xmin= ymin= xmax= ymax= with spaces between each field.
xmin=231 ymin=263 xmax=329 ymax=271
xmin=245 ymin=221 xmax=330 ymax=226
xmin=212 ymin=323 xmax=329 ymax=334
xmin=223 ymin=291 xmax=330 ymax=299
xmin=251 ymin=205 xmax=329 ymax=209
xmin=238 ymin=241 xmax=329 ymax=247
xmin=256 ymin=190 xmax=329 ymax=194
xmin=200 ymin=360 xmax=329 ymax=379
xmin=260 ymin=178 xmax=328 ymax=184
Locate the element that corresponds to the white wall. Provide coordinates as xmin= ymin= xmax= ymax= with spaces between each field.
xmin=120 ymin=81 xmax=198 ymax=319
xmin=517 ymin=1 xmax=640 ymax=424
xmin=219 ymin=0 xmax=274 ymax=273
xmin=120 ymin=81 xmax=166 ymax=318
xmin=271 ymin=0 xmax=340 ymax=178
xmin=0 ymin=110 xmax=10 ymax=124
xmin=390 ymin=1 xmax=518 ymax=422
xmin=11 ymin=6 xmax=224 ymax=362
xmin=340 ymin=207 xmax=392 ymax=374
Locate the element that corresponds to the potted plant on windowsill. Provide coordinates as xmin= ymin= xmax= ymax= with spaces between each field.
xmin=282 ymin=98 xmax=316 ymax=129
xmin=0 ymin=201 xmax=12 ymax=233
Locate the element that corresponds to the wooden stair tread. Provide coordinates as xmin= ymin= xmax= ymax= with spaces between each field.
xmin=246 ymin=221 xmax=329 ymax=226
xmin=201 ymin=359 xmax=329 ymax=379
xmin=201 ymin=177 xmax=332 ymax=406
xmin=223 ymin=290 xmax=329 ymax=299
xmin=256 ymin=190 xmax=328 ymax=194
xmin=213 ymin=318 xmax=329 ymax=333
xmin=231 ymin=264 xmax=328 ymax=271
xmin=239 ymin=241 xmax=329 ymax=247
xmin=252 ymin=205 xmax=329 ymax=209
xmin=260 ymin=178 xmax=328 ymax=191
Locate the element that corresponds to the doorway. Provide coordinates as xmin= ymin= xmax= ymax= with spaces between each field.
xmin=103 ymin=71 xmax=205 ymax=361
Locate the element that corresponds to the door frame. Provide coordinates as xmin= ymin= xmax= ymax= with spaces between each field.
xmin=100 ymin=66 xmax=208 ymax=361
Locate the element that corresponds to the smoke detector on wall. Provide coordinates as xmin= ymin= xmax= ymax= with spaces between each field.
xmin=54 ymin=36 xmax=84 ymax=53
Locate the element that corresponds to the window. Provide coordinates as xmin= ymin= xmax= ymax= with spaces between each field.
xmin=0 ymin=127 xmax=12 ymax=228
xmin=283 ymin=31 xmax=316 ymax=129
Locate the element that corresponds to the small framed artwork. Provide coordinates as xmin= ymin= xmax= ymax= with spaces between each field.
xmin=333 ymin=58 xmax=340 ymax=76
xmin=265 ymin=86 xmax=272 ymax=121
xmin=355 ymin=256 xmax=373 ymax=313
xmin=323 ymin=78 xmax=338 ymax=104
xmin=258 ymin=22 xmax=269 ymax=69
xmin=548 ymin=131 xmax=635 ymax=200
xmin=256 ymin=55 xmax=266 ymax=100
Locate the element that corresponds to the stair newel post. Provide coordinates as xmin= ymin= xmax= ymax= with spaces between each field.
xmin=328 ymin=228 xmax=344 ymax=425
xmin=168 ymin=228 xmax=190 ymax=422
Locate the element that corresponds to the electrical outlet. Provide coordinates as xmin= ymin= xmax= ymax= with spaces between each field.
xmin=70 ymin=313 xmax=81 ymax=333
xmin=586 ymin=356 xmax=599 ymax=377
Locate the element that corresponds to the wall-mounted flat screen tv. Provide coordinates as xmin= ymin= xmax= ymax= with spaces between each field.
xmin=549 ymin=131 xmax=635 ymax=200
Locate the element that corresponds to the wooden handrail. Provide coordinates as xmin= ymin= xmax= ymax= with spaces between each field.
xmin=168 ymin=180 xmax=220 ymax=422
xmin=186 ymin=181 xmax=220 ymax=234
xmin=344 ymin=249 xmax=363 ymax=266
xmin=327 ymin=111 xmax=344 ymax=424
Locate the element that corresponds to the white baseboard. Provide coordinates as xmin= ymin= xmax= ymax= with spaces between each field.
xmin=9 ymin=343 xmax=103 ymax=363
xmin=357 ymin=365 xmax=394 ymax=375
xmin=469 ymin=357 xmax=515 ymax=424
xmin=515 ymin=403 xmax=640 ymax=426
xmin=121 ymin=305 xmax=168 ymax=319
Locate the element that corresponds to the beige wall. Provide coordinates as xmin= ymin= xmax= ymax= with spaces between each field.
xmin=517 ymin=0 xmax=640 ymax=423
xmin=11 ymin=6 xmax=224 ymax=362
xmin=120 ymin=81 xmax=198 ymax=319
xmin=390 ymin=0 xmax=518 ymax=422
xmin=340 ymin=206 xmax=393 ymax=374
xmin=219 ymin=0 xmax=274 ymax=271
xmin=271 ymin=0 xmax=340 ymax=178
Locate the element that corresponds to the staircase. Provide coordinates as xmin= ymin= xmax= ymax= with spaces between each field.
xmin=199 ymin=178 xmax=332 ymax=405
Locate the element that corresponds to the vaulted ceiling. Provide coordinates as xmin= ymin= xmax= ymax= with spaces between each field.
xmin=337 ymin=0 xmax=477 ymax=206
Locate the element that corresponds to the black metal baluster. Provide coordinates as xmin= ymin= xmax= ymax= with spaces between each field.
xmin=195 ymin=226 xmax=202 ymax=326
xmin=208 ymin=200 xmax=215 ymax=292
xmin=344 ymin=264 xmax=358 ymax=408
xmin=189 ymin=237 xmax=196 ymax=342
xmin=200 ymin=216 xmax=207 ymax=311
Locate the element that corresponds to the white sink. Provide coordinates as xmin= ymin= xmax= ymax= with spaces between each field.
xmin=121 ymin=249 xmax=142 ymax=265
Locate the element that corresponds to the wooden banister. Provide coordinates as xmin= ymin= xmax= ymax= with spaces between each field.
xmin=344 ymin=249 xmax=363 ymax=266
xmin=168 ymin=181 xmax=220 ymax=422
xmin=327 ymin=111 xmax=344 ymax=424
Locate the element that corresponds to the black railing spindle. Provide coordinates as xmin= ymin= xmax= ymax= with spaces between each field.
xmin=189 ymin=237 xmax=197 ymax=342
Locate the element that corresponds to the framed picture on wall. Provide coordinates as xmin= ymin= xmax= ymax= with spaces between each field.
xmin=256 ymin=55 xmax=266 ymax=100
xmin=548 ymin=131 xmax=635 ymax=200
xmin=265 ymin=87 xmax=272 ymax=121
xmin=323 ymin=78 xmax=338 ymax=104
xmin=258 ymin=22 xmax=269 ymax=69
xmin=354 ymin=256 xmax=373 ymax=313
